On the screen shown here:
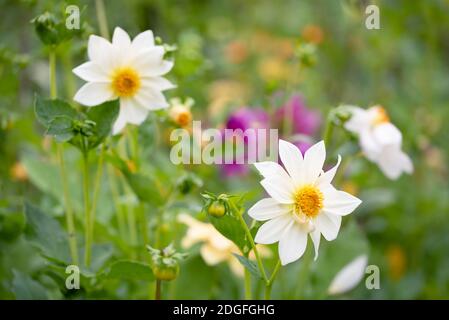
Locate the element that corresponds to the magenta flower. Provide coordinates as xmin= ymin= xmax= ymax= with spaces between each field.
xmin=274 ymin=94 xmax=321 ymax=136
xmin=221 ymin=108 xmax=269 ymax=177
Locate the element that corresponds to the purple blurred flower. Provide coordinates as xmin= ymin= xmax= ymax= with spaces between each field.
xmin=274 ymin=94 xmax=321 ymax=136
xmin=221 ymin=108 xmax=269 ymax=177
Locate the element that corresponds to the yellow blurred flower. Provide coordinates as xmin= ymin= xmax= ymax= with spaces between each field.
xmin=178 ymin=213 xmax=270 ymax=276
xmin=386 ymin=244 xmax=407 ymax=281
xmin=258 ymin=57 xmax=289 ymax=83
xmin=208 ymin=80 xmax=249 ymax=118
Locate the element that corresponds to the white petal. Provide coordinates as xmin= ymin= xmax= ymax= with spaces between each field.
xmin=254 ymin=215 xmax=292 ymax=244
xmin=133 ymin=85 xmax=169 ymax=110
xmin=304 ymin=140 xmax=326 ymax=183
xmin=328 ymin=255 xmax=368 ymax=295
xmin=317 ymin=155 xmax=341 ymax=186
xmin=248 ymin=198 xmax=290 ymax=221
xmin=310 ymin=229 xmax=321 ymax=261
xmin=372 ymin=123 xmax=402 ymax=147
xmin=130 ymin=47 xmax=172 ymax=77
xmin=344 ymin=106 xmax=369 ymax=134
xmin=112 ymin=106 xmax=128 ymax=135
xmin=112 ymin=27 xmax=131 ymax=48
xmin=73 ymin=82 xmax=114 ymax=107
xmin=254 ymin=161 xmax=292 ymax=182
xmin=360 ymin=130 xmax=382 ymax=161
xmin=278 ymin=222 xmax=308 ymax=265
xmin=73 ymin=61 xmax=109 ymax=82
xmin=132 ymin=30 xmax=155 ymax=51
xmin=278 ymin=139 xmax=304 ymax=183
xmin=141 ymin=76 xmax=176 ymax=91
xmin=88 ymin=34 xmax=113 ymax=62
xmin=322 ymin=185 xmax=362 ymax=216
xmin=120 ymin=98 xmax=149 ymax=124
xmin=377 ymin=147 xmax=413 ymax=180
xmin=260 ymin=178 xmax=294 ymax=204
xmin=314 ymin=212 xmax=341 ymax=241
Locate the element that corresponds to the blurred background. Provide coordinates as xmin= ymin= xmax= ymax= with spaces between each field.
xmin=0 ymin=0 xmax=448 ymax=299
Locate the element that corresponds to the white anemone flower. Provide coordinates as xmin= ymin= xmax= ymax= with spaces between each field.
xmin=328 ymin=254 xmax=368 ymax=295
xmin=249 ymin=140 xmax=362 ymax=266
xmin=344 ymin=105 xmax=413 ymax=180
xmin=73 ymin=27 xmax=175 ymax=134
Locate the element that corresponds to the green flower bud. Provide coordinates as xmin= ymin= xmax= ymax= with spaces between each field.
xmin=176 ymin=172 xmax=203 ymax=195
xmin=147 ymin=244 xmax=187 ymax=282
xmin=207 ymin=201 xmax=226 ymax=217
xmin=153 ymin=263 xmax=179 ymax=281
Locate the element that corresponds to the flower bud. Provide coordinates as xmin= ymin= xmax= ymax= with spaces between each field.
xmin=147 ymin=244 xmax=188 ymax=282
xmin=207 ymin=201 xmax=226 ymax=217
xmin=168 ymin=97 xmax=194 ymax=127
xmin=176 ymin=172 xmax=203 ymax=195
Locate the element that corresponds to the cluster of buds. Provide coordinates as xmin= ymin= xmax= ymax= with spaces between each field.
xmin=147 ymin=244 xmax=188 ymax=281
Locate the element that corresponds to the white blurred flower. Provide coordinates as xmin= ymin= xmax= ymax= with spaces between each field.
xmin=344 ymin=105 xmax=413 ymax=180
xmin=328 ymin=254 xmax=368 ymax=295
xmin=73 ymin=27 xmax=175 ymax=134
xmin=249 ymin=140 xmax=362 ymax=266
xmin=178 ymin=213 xmax=269 ymax=276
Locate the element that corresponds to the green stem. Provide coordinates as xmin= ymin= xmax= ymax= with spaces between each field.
xmin=95 ymin=0 xmax=110 ymax=39
xmin=229 ymin=201 xmax=269 ymax=284
xmin=297 ymin=248 xmax=313 ymax=299
xmin=50 ymin=48 xmax=79 ymax=265
xmin=323 ymin=111 xmax=334 ymax=148
xmin=88 ymin=144 xmax=106 ymax=252
xmin=82 ymin=151 xmax=92 ymax=267
xmin=264 ymin=259 xmax=282 ymax=300
xmin=108 ymin=165 xmax=127 ymax=241
xmin=155 ymin=279 xmax=162 ymax=300
xmin=57 ymin=145 xmax=79 ymax=265
xmin=49 ymin=49 xmax=57 ymax=98
xmin=244 ymin=267 xmax=252 ymax=300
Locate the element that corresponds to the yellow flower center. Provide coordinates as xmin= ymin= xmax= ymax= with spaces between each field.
xmin=111 ymin=67 xmax=141 ymax=97
xmin=372 ymin=106 xmax=390 ymax=125
xmin=294 ymin=185 xmax=324 ymax=218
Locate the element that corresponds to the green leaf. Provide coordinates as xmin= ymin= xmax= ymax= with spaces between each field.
xmin=84 ymin=100 xmax=119 ymax=149
xmin=11 ymin=270 xmax=49 ymax=300
xmin=46 ymin=116 xmax=74 ymax=142
xmin=232 ymin=253 xmax=263 ymax=279
xmin=101 ymin=260 xmax=154 ymax=281
xmin=23 ymin=203 xmax=70 ymax=264
xmin=34 ymin=96 xmax=78 ymax=127
xmin=208 ymin=213 xmax=248 ymax=253
xmin=108 ymin=153 xmax=165 ymax=205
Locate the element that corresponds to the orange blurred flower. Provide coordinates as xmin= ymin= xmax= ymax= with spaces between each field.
xmin=302 ymin=24 xmax=324 ymax=45
xmin=10 ymin=162 xmax=28 ymax=181
xmin=387 ymin=244 xmax=407 ymax=281
xmin=225 ymin=40 xmax=248 ymax=64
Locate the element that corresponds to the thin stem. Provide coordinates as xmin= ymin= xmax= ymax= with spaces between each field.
xmin=108 ymin=165 xmax=127 ymax=241
xmin=244 ymin=267 xmax=252 ymax=300
xmin=49 ymin=49 xmax=57 ymax=99
xmin=229 ymin=201 xmax=269 ymax=284
xmin=57 ymin=145 xmax=79 ymax=265
xmin=50 ymin=48 xmax=78 ymax=265
xmin=95 ymin=0 xmax=110 ymax=39
xmin=264 ymin=259 xmax=281 ymax=300
xmin=323 ymin=112 xmax=334 ymax=148
xmin=82 ymin=151 xmax=92 ymax=267
xmin=88 ymin=144 xmax=106 ymax=251
xmin=155 ymin=279 xmax=162 ymax=300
